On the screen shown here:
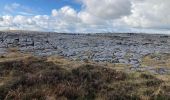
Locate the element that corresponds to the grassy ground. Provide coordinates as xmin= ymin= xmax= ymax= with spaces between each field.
xmin=0 ymin=50 xmax=170 ymax=100
xmin=141 ymin=53 xmax=170 ymax=68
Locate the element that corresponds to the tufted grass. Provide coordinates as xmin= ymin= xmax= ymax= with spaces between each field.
xmin=0 ymin=51 xmax=169 ymax=100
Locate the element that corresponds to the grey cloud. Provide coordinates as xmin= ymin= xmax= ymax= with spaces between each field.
xmin=81 ymin=0 xmax=132 ymax=20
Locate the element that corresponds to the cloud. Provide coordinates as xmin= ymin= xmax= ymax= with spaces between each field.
xmin=0 ymin=17 xmax=3 ymax=21
xmin=0 ymin=1 xmax=133 ymax=32
xmin=0 ymin=16 xmax=13 ymax=27
xmin=18 ymin=12 xmax=35 ymax=16
xmin=3 ymin=3 xmax=37 ymax=16
xmin=0 ymin=1 xmax=170 ymax=33
xmin=81 ymin=0 xmax=131 ymax=20
xmin=52 ymin=6 xmax=78 ymax=22
xmin=123 ymin=0 xmax=170 ymax=29
xmin=4 ymin=3 xmax=20 ymax=12
xmin=52 ymin=9 xmax=58 ymax=17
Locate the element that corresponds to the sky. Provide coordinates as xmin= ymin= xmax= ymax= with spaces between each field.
xmin=0 ymin=0 xmax=170 ymax=33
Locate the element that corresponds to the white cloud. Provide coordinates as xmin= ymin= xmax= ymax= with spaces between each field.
xmin=123 ymin=0 xmax=170 ymax=29
xmin=0 ymin=16 xmax=13 ymax=26
xmin=52 ymin=9 xmax=58 ymax=17
xmin=3 ymin=3 xmax=37 ymax=16
xmin=4 ymin=3 xmax=20 ymax=12
xmin=0 ymin=1 xmax=170 ymax=33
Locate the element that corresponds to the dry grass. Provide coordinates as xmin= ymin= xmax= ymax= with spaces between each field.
xmin=0 ymin=48 xmax=31 ymax=63
xmin=141 ymin=52 xmax=170 ymax=78
xmin=141 ymin=53 xmax=170 ymax=69
xmin=0 ymin=51 xmax=169 ymax=100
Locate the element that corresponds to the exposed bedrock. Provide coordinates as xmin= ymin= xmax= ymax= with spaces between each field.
xmin=0 ymin=32 xmax=170 ymax=74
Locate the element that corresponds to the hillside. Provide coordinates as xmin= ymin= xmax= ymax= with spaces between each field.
xmin=0 ymin=31 xmax=170 ymax=99
xmin=0 ymin=50 xmax=170 ymax=100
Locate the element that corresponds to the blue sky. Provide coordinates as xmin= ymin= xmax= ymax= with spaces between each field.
xmin=0 ymin=0 xmax=170 ymax=33
xmin=0 ymin=0 xmax=81 ymax=15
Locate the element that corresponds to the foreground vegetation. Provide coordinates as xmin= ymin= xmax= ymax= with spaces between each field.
xmin=0 ymin=51 xmax=170 ymax=100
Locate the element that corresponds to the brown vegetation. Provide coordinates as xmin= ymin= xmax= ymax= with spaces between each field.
xmin=0 ymin=52 xmax=169 ymax=100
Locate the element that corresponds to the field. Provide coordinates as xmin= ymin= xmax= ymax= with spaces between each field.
xmin=0 ymin=31 xmax=170 ymax=99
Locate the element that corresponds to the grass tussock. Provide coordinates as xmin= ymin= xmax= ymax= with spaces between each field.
xmin=141 ymin=53 xmax=170 ymax=69
xmin=0 ymin=52 xmax=169 ymax=100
